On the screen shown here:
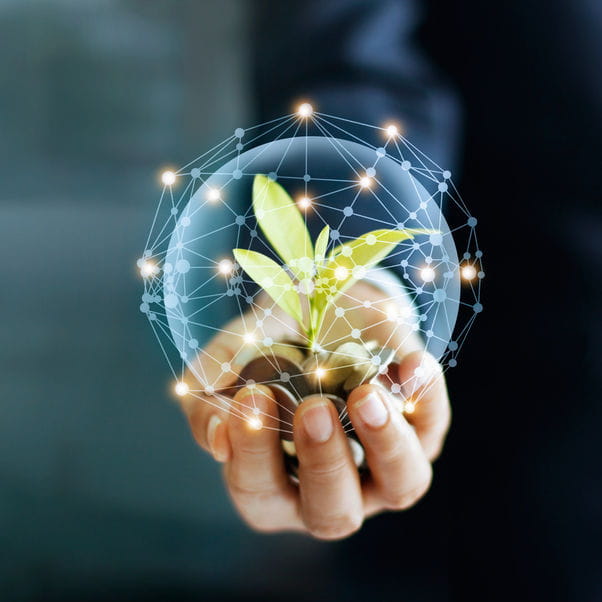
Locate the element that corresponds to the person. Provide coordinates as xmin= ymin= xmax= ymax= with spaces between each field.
xmin=181 ymin=0 xmax=460 ymax=538
xmin=183 ymin=0 xmax=602 ymax=598
xmin=1 ymin=0 xmax=599 ymax=599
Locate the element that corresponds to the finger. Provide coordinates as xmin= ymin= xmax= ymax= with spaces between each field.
xmin=225 ymin=385 xmax=303 ymax=532
xmin=398 ymin=351 xmax=451 ymax=461
xmin=294 ymin=396 xmax=363 ymax=540
xmin=187 ymin=392 xmax=232 ymax=462
xmin=347 ymin=384 xmax=432 ymax=511
xmin=180 ymin=329 xmax=238 ymax=461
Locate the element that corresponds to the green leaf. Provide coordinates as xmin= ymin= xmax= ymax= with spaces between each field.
xmin=327 ymin=228 xmax=435 ymax=259
xmin=252 ymin=175 xmax=313 ymax=278
xmin=313 ymin=229 xmax=423 ymax=321
xmin=232 ymin=248 xmax=303 ymax=325
xmin=314 ymin=225 xmax=330 ymax=266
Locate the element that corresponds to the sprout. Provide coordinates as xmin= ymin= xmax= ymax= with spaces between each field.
xmin=233 ymin=175 xmax=435 ymax=348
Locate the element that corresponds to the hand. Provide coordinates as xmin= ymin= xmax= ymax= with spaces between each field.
xmin=181 ymin=283 xmax=451 ymax=539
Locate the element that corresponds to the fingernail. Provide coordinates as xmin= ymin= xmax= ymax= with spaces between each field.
xmin=301 ymin=401 xmax=333 ymax=443
xmin=207 ymin=414 xmax=222 ymax=456
xmin=355 ymin=392 xmax=388 ymax=428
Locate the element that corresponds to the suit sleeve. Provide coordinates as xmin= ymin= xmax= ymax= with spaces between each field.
xmin=252 ymin=0 xmax=461 ymax=171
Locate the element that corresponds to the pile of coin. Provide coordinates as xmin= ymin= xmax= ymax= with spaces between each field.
xmin=231 ymin=340 xmax=398 ymax=479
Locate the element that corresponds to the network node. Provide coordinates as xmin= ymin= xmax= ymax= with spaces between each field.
xmin=297 ymin=103 xmax=313 ymax=118
xmin=140 ymin=261 xmax=159 ymax=278
xmin=297 ymin=196 xmax=312 ymax=210
xmin=218 ymin=259 xmax=234 ymax=275
xmin=174 ymin=381 xmax=189 ymax=396
xmin=161 ymin=170 xmax=176 ymax=186
xmin=385 ymin=124 xmax=399 ymax=138
xmin=461 ymin=265 xmax=477 ymax=280
xmin=206 ymin=188 xmax=221 ymax=202
xmin=420 ymin=267 xmax=436 ymax=283
xmin=247 ymin=416 xmax=263 ymax=430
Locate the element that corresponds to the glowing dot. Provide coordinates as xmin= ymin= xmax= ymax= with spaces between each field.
xmin=140 ymin=261 xmax=159 ymax=278
xmin=298 ymin=196 xmax=312 ymax=209
xmin=174 ymin=381 xmax=189 ymax=396
xmin=161 ymin=170 xmax=176 ymax=186
xmin=386 ymin=304 xmax=398 ymax=320
xmin=298 ymin=102 xmax=313 ymax=117
xmin=420 ymin=267 xmax=436 ymax=282
xmin=359 ymin=176 xmax=372 ymax=188
xmin=218 ymin=259 xmax=233 ymax=275
xmin=243 ymin=332 xmax=256 ymax=344
xmin=206 ymin=187 xmax=221 ymax=202
xmin=334 ymin=266 xmax=349 ymax=280
xmin=462 ymin=265 xmax=477 ymax=280
xmin=385 ymin=124 xmax=399 ymax=137
xmin=352 ymin=266 xmax=367 ymax=279
xmin=404 ymin=401 xmax=416 ymax=414
xmin=315 ymin=367 xmax=327 ymax=379
xmin=247 ymin=416 xmax=263 ymax=430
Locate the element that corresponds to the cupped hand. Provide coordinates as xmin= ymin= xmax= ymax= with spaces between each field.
xmin=181 ymin=283 xmax=451 ymax=539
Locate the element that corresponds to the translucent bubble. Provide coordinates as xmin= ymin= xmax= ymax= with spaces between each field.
xmin=142 ymin=112 xmax=482 ymax=421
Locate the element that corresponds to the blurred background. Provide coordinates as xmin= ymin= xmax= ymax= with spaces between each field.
xmin=0 ymin=0 xmax=600 ymax=600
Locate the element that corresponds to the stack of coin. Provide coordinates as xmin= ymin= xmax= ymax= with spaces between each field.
xmin=230 ymin=340 xmax=399 ymax=479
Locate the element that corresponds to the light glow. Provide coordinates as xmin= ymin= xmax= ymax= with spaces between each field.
xmin=359 ymin=176 xmax=373 ymax=188
xmin=174 ymin=381 xmax=189 ymax=396
xmin=334 ymin=266 xmax=349 ymax=280
xmin=420 ymin=267 xmax=436 ymax=283
xmin=386 ymin=303 xmax=398 ymax=320
xmin=297 ymin=196 xmax=312 ymax=209
xmin=298 ymin=103 xmax=313 ymax=117
xmin=385 ymin=124 xmax=399 ymax=138
xmin=161 ymin=170 xmax=176 ymax=186
xmin=247 ymin=416 xmax=263 ymax=430
xmin=140 ymin=261 xmax=159 ymax=278
xmin=461 ymin=264 xmax=477 ymax=280
xmin=404 ymin=401 xmax=416 ymax=414
xmin=206 ymin=187 xmax=221 ymax=202
xmin=243 ymin=332 xmax=256 ymax=344
xmin=218 ymin=259 xmax=233 ymax=275
xmin=315 ymin=367 xmax=327 ymax=379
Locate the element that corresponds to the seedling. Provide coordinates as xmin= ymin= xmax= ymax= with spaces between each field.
xmin=233 ymin=174 xmax=431 ymax=348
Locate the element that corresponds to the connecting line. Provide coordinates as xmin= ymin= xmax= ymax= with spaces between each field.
xmin=140 ymin=107 xmax=483 ymax=427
